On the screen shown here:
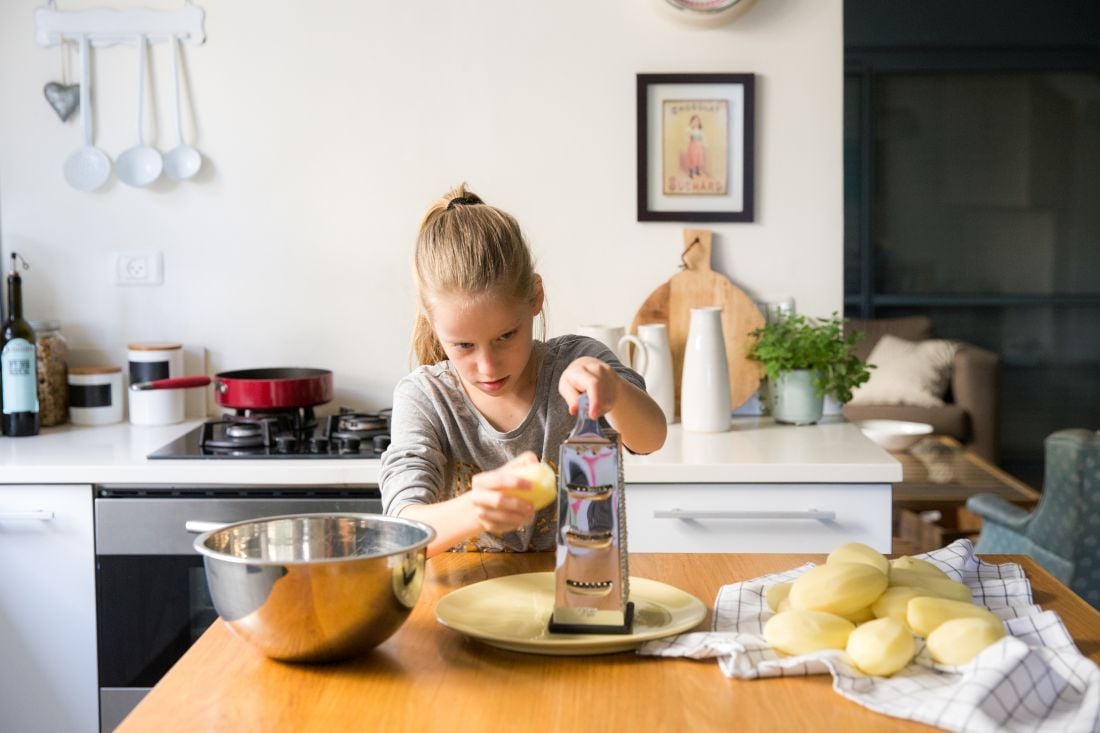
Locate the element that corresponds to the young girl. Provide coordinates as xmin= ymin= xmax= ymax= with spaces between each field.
xmin=379 ymin=185 xmax=667 ymax=557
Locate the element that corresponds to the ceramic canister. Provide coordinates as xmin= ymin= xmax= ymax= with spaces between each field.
xmin=128 ymin=342 xmax=184 ymax=426
xmin=68 ymin=366 xmax=124 ymax=425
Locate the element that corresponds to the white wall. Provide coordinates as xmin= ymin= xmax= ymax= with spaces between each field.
xmin=0 ymin=0 xmax=842 ymax=412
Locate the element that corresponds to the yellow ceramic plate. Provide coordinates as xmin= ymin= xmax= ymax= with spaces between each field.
xmin=435 ymin=572 xmax=706 ymax=655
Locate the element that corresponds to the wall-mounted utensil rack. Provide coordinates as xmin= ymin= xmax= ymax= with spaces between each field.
xmin=34 ymin=2 xmax=206 ymax=48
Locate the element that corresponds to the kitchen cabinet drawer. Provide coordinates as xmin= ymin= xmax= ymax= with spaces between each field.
xmin=0 ymin=484 xmax=97 ymax=733
xmin=625 ymin=483 xmax=891 ymax=553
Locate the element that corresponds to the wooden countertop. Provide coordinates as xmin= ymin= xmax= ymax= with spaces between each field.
xmin=118 ymin=553 xmax=1100 ymax=732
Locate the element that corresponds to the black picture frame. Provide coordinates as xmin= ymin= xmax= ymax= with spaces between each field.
xmin=636 ymin=73 xmax=755 ymax=222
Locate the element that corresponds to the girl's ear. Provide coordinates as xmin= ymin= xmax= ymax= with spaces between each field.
xmin=532 ymin=274 xmax=545 ymax=316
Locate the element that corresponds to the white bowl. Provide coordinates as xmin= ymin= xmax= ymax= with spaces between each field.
xmin=856 ymin=419 xmax=934 ymax=451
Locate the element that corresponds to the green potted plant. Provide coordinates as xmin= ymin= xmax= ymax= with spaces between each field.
xmin=747 ymin=312 xmax=872 ymax=425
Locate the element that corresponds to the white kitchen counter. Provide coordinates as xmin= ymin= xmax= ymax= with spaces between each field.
xmin=0 ymin=421 xmax=380 ymax=486
xmin=0 ymin=416 xmax=900 ymax=486
xmin=625 ymin=418 xmax=902 ymax=483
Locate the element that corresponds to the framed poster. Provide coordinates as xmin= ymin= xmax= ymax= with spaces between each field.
xmin=636 ymin=73 xmax=755 ymax=222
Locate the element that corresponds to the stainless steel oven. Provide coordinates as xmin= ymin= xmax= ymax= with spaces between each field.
xmin=94 ymin=485 xmax=382 ymax=732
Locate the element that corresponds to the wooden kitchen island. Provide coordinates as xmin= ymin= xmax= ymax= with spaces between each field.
xmin=118 ymin=553 xmax=1100 ymax=732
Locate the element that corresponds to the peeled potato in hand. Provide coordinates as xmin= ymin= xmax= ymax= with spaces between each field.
xmin=846 ymin=617 xmax=916 ymax=676
xmin=500 ymin=462 xmax=558 ymax=510
xmin=926 ymin=617 xmax=1006 ymax=665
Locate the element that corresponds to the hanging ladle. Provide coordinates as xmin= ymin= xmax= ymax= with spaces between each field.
xmin=116 ymin=35 xmax=163 ymax=188
xmin=62 ymin=35 xmax=111 ymax=191
xmin=164 ymin=34 xmax=202 ymax=181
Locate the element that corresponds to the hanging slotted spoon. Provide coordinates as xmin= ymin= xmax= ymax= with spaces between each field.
xmin=62 ymin=35 xmax=111 ymax=191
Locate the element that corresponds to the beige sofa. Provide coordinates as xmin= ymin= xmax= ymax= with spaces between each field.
xmin=841 ymin=316 xmax=1001 ymax=464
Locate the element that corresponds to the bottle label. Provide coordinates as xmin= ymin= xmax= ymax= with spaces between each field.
xmin=2 ymin=338 xmax=39 ymax=414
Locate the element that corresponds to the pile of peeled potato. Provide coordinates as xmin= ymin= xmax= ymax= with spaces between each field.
xmin=763 ymin=543 xmax=1006 ymax=676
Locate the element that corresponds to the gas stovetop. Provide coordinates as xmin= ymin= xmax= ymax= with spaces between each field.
xmin=147 ymin=407 xmax=391 ymax=460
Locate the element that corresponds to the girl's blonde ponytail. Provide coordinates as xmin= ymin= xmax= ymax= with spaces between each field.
xmin=410 ymin=184 xmax=543 ymax=366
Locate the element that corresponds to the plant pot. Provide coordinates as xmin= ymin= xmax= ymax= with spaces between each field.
xmin=767 ymin=369 xmax=824 ymax=425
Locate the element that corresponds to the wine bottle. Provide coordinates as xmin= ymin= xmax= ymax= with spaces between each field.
xmin=1 ymin=252 xmax=40 ymax=436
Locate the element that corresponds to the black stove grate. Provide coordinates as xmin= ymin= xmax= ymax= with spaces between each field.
xmin=147 ymin=406 xmax=391 ymax=460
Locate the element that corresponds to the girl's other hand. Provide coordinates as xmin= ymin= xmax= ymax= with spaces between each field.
xmin=559 ymin=356 xmax=620 ymax=418
xmin=467 ymin=451 xmax=539 ymax=534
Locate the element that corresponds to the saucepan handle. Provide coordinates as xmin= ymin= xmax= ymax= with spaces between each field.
xmin=130 ymin=376 xmax=211 ymax=392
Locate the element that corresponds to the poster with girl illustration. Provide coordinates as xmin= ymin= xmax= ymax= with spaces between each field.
xmin=662 ymin=99 xmax=728 ymax=196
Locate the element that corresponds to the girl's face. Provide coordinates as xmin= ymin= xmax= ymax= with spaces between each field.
xmin=429 ymin=282 xmax=543 ymax=400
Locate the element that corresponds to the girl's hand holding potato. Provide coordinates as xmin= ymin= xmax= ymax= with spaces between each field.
xmin=468 ymin=452 xmax=556 ymax=534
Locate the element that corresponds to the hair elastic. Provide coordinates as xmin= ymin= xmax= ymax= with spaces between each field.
xmin=446 ymin=196 xmax=475 ymax=211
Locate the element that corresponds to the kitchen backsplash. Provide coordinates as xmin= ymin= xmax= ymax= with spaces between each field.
xmin=0 ymin=1 xmax=845 ymax=410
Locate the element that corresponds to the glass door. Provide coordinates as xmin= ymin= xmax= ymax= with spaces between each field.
xmin=96 ymin=554 xmax=216 ymax=688
xmin=844 ymin=62 xmax=1100 ymax=484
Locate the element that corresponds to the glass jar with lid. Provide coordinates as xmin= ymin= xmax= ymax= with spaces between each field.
xmin=28 ymin=319 xmax=69 ymax=427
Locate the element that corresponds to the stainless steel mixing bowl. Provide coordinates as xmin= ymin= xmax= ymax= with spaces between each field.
xmin=194 ymin=513 xmax=435 ymax=663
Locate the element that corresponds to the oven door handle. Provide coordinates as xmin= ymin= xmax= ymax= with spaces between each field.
xmin=185 ymin=520 xmax=230 ymax=533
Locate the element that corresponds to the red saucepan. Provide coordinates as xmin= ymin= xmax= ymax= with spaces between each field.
xmin=130 ymin=368 xmax=334 ymax=410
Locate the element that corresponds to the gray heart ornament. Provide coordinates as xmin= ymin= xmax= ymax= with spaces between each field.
xmin=44 ymin=82 xmax=80 ymax=122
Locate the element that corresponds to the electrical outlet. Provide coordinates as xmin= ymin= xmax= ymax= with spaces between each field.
xmin=114 ymin=251 xmax=163 ymax=286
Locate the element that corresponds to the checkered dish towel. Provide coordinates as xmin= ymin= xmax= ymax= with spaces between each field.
xmin=638 ymin=540 xmax=1100 ymax=732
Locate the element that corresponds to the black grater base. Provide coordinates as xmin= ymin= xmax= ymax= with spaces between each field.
xmin=547 ymin=601 xmax=634 ymax=635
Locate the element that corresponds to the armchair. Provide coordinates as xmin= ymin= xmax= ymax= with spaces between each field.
xmin=841 ymin=316 xmax=1001 ymax=464
xmin=967 ymin=429 xmax=1100 ymax=609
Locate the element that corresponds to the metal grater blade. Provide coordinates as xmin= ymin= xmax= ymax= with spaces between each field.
xmin=549 ymin=393 xmax=632 ymax=634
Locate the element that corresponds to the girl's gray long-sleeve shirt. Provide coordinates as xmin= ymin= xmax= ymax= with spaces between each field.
xmin=379 ymin=335 xmax=643 ymax=552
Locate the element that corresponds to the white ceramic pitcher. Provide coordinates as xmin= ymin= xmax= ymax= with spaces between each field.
xmin=637 ymin=323 xmax=675 ymax=424
xmin=680 ymin=307 xmax=731 ymax=433
xmin=577 ymin=325 xmax=648 ymax=375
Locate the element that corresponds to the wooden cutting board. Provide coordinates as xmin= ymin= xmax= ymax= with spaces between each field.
xmin=630 ymin=229 xmax=764 ymax=415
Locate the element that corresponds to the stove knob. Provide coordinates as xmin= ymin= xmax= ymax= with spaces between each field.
xmin=339 ymin=436 xmax=361 ymax=454
xmin=275 ymin=434 xmax=298 ymax=453
xmin=372 ymin=435 xmax=391 ymax=453
xmin=309 ymin=436 xmax=329 ymax=454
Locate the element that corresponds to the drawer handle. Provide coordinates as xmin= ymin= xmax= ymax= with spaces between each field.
xmin=0 ymin=510 xmax=55 ymax=521
xmin=654 ymin=509 xmax=837 ymax=521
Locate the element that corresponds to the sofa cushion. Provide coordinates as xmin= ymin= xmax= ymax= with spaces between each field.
xmin=845 ymin=316 xmax=934 ymax=363
xmin=842 ymin=403 xmax=969 ymax=443
xmin=849 ymin=335 xmax=959 ymax=407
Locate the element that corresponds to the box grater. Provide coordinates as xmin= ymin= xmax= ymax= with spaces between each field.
xmin=548 ymin=393 xmax=633 ymax=634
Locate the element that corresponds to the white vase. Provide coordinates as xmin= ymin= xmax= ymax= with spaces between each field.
xmin=680 ymin=307 xmax=731 ymax=433
xmin=637 ymin=323 xmax=675 ymax=424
